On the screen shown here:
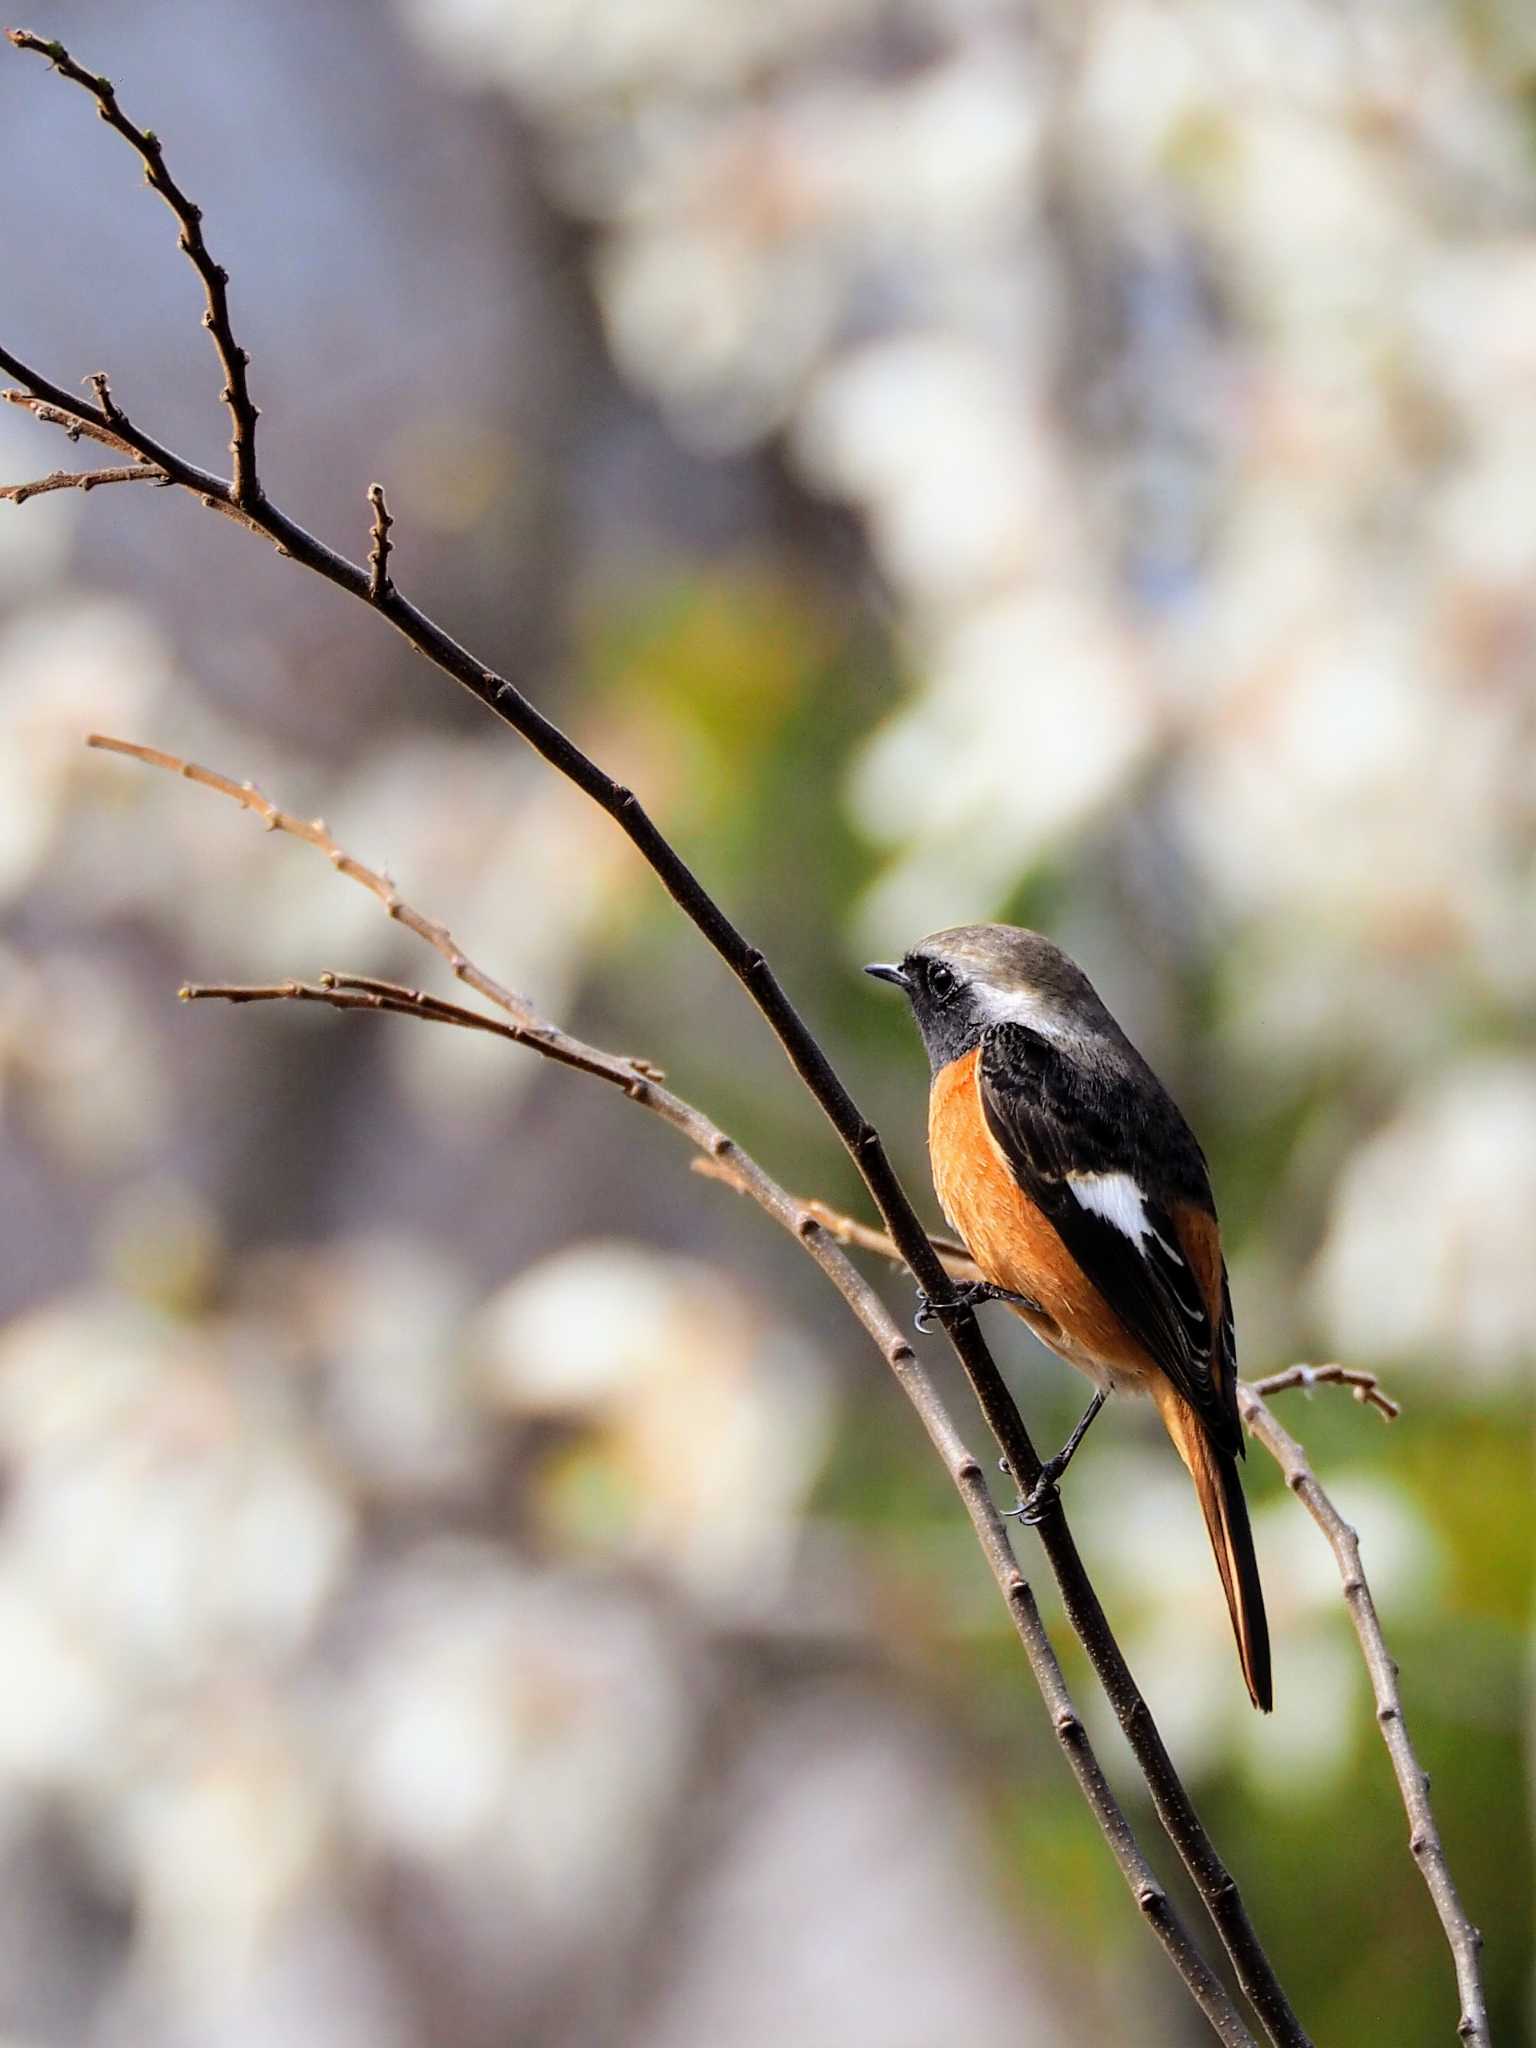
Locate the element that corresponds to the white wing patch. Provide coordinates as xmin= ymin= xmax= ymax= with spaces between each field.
xmin=1067 ymin=1171 xmax=1186 ymax=1266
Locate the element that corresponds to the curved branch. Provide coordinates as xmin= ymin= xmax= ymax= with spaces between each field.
xmin=786 ymin=1189 xmax=1490 ymax=2048
xmin=179 ymin=973 xmax=1255 ymax=2047
xmin=2 ymin=38 xmax=1311 ymax=2040
xmin=1248 ymin=1362 xmax=1400 ymax=1423
xmin=8 ymin=30 xmax=261 ymax=501
xmin=105 ymin=741 xmax=1257 ymax=2044
xmin=1237 ymin=1385 xmax=1489 ymax=2048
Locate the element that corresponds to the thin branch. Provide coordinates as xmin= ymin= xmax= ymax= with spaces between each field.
xmin=1248 ymin=1362 xmax=1400 ymax=1423
xmin=1236 ymin=1386 xmax=1489 ymax=2047
xmin=1 ymin=41 xmax=1313 ymax=2037
xmin=793 ymin=1189 xmax=1486 ymax=2046
xmin=366 ymin=482 xmax=393 ymax=601
xmin=0 ymin=463 xmax=167 ymax=504
xmin=181 ymin=971 xmax=656 ymax=1095
xmin=798 ymin=1195 xmax=980 ymax=1276
xmin=8 ymin=31 xmax=261 ymax=502
xmin=160 ymin=1002 xmax=1258 ymax=2028
xmin=749 ymin=1202 xmax=1406 ymax=1431
xmin=86 ymin=369 xmax=123 ymax=428
xmin=4 ymin=393 xmax=152 ymax=457
xmin=183 ymin=977 xmax=1252 ymax=2047
xmin=2 ymin=388 xmax=262 ymax=535
xmin=86 ymin=734 xmax=541 ymax=1029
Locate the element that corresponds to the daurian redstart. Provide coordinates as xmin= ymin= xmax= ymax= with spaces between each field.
xmin=868 ymin=923 xmax=1272 ymax=1711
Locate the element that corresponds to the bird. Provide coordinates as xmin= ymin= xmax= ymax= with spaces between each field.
xmin=867 ymin=923 xmax=1272 ymax=1711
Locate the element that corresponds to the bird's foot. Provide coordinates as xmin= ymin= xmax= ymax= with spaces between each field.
xmin=913 ymin=1280 xmax=1041 ymax=1334
xmin=1006 ymin=1460 xmax=1066 ymax=1527
xmin=1003 ymin=1389 xmax=1108 ymax=1527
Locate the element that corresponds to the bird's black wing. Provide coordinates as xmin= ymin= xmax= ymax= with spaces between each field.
xmin=978 ymin=1021 xmax=1239 ymax=1453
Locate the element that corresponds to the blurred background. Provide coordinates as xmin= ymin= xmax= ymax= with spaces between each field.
xmin=0 ymin=1 xmax=1532 ymax=2042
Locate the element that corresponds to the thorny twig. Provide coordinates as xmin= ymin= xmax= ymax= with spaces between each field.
xmin=112 ymin=743 xmax=1260 ymax=2047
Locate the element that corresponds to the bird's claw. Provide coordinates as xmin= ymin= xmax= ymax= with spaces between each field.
xmin=913 ymin=1279 xmax=1040 ymax=1334
xmin=1006 ymin=1466 xmax=1063 ymax=1527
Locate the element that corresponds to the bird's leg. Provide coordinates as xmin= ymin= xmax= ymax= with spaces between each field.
xmin=1008 ymin=1389 xmax=1108 ymax=1525
xmin=913 ymin=1278 xmax=1043 ymax=1333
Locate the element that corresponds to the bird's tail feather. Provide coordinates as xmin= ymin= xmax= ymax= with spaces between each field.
xmin=1152 ymin=1385 xmax=1273 ymax=1712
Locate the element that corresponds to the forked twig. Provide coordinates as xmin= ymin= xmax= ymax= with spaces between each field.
xmin=765 ymin=1193 xmax=1485 ymax=2048
xmin=116 ymin=745 xmax=1257 ymax=2047
xmin=7 ymin=31 xmax=261 ymax=502
xmin=1236 ymin=1387 xmax=1487 ymax=2046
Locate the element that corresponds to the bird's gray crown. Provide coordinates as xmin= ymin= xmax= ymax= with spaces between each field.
xmin=867 ymin=922 xmax=1121 ymax=1074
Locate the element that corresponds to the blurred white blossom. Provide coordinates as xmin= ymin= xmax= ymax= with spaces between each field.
xmin=1313 ymin=1059 xmax=1536 ymax=1383
xmin=1071 ymin=1443 xmax=1440 ymax=1782
xmin=477 ymin=1239 xmax=830 ymax=1614
xmin=0 ymin=601 xmax=174 ymax=905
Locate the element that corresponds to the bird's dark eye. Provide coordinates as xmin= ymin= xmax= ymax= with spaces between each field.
xmin=927 ymin=961 xmax=959 ymax=1004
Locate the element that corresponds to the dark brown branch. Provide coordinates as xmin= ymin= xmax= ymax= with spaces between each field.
xmin=2 ymin=389 xmax=263 ymax=535
xmin=1237 ymin=1386 xmax=1489 ymax=2047
xmin=120 ymin=733 xmax=1257 ymax=2041
xmin=0 ymin=462 xmax=167 ymax=503
xmin=8 ymin=31 xmax=261 ymax=502
xmin=366 ymin=482 xmax=393 ymax=601
xmin=1 ymin=41 xmax=1312 ymax=2038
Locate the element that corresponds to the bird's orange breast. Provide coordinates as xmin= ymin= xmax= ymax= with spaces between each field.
xmin=926 ymin=1046 xmax=1157 ymax=1388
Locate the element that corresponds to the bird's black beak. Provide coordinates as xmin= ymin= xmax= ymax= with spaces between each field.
xmin=864 ymin=962 xmax=911 ymax=992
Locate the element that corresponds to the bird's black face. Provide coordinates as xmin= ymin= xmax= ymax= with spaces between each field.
xmin=865 ymin=948 xmax=984 ymax=1074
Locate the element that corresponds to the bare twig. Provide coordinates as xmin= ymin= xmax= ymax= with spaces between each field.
xmin=8 ymin=31 xmax=261 ymax=502
xmin=366 ymin=482 xmax=393 ymax=601
xmin=0 ymin=463 xmax=167 ymax=504
xmin=86 ymin=369 xmax=123 ymax=427
xmin=85 ymin=734 xmax=538 ymax=1027
xmin=1 ymin=389 xmax=263 ymax=536
xmin=1237 ymin=1386 xmax=1489 ymax=2047
xmin=790 ymin=1191 xmax=1485 ymax=2046
xmin=1249 ymin=1362 xmax=1400 ymax=1423
xmin=3 ymin=394 xmax=133 ymax=452
xmin=799 ymin=1196 xmax=980 ymax=1275
xmin=126 ymin=776 xmax=1260 ymax=2047
xmin=5 ymin=42 xmax=1311 ymax=2039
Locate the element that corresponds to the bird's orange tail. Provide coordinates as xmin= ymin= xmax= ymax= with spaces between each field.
xmin=1152 ymin=1385 xmax=1273 ymax=1712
